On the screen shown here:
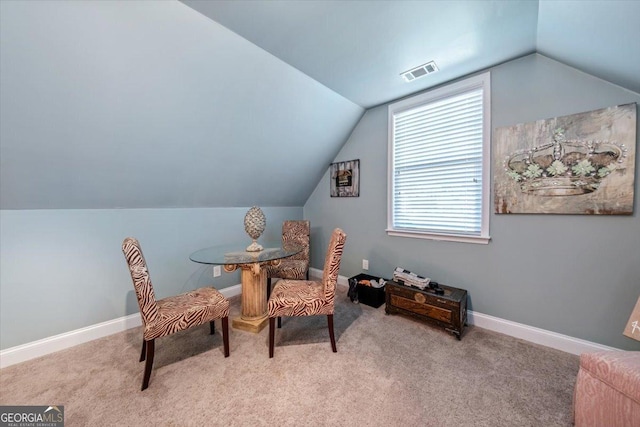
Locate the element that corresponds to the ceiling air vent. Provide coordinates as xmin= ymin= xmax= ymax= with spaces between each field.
xmin=400 ymin=61 xmax=439 ymax=82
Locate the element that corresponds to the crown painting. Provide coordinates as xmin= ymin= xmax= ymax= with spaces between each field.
xmin=494 ymin=103 xmax=637 ymax=214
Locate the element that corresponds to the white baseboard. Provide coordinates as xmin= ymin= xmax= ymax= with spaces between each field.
xmin=316 ymin=269 xmax=619 ymax=356
xmin=219 ymin=283 xmax=243 ymax=300
xmin=0 ymin=313 xmax=142 ymax=369
xmin=466 ymin=311 xmax=618 ymax=355
xmin=0 ymin=277 xmax=618 ymax=369
xmin=0 ymin=284 xmax=242 ymax=369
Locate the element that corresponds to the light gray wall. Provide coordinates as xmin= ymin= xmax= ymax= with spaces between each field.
xmin=0 ymin=207 xmax=301 ymax=349
xmin=304 ymin=54 xmax=640 ymax=351
xmin=0 ymin=0 xmax=363 ymax=210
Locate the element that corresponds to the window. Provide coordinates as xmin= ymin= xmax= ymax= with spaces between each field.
xmin=387 ymin=72 xmax=490 ymax=244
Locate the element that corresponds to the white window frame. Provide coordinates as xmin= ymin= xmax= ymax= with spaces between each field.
xmin=387 ymin=72 xmax=491 ymax=244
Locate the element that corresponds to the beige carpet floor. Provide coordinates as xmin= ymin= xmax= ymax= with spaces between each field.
xmin=0 ymin=285 xmax=579 ymax=426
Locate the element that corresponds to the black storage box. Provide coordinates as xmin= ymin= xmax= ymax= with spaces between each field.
xmin=349 ymin=273 xmax=386 ymax=308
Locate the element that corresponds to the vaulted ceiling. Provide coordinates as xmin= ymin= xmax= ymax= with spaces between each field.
xmin=1 ymin=1 xmax=638 ymax=210
xmin=183 ymin=0 xmax=640 ymax=108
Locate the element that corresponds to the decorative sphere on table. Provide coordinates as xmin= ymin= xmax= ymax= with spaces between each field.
xmin=244 ymin=206 xmax=266 ymax=252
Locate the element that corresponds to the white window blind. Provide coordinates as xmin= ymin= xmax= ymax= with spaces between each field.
xmin=388 ymin=73 xmax=490 ymax=243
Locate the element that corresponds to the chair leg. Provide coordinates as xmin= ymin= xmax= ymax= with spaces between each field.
xmin=222 ymin=317 xmax=230 ymax=357
xmin=277 ymin=316 xmax=282 ymax=328
xmin=210 ymin=320 xmax=215 ymax=335
xmin=328 ymin=315 xmax=337 ymax=353
xmin=141 ymin=339 xmax=155 ymax=391
xmin=139 ymin=339 xmax=146 ymax=362
xmin=269 ymin=317 xmax=275 ymax=358
xmin=267 ymin=277 xmax=272 ymax=300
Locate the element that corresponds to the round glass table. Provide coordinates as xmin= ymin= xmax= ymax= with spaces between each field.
xmin=190 ymin=243 xmax=301 ymax=333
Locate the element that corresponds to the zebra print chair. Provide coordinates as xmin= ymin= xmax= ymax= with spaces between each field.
xmin=266 ymin=220 xmax=310 ymax=299
xmin=268 ymin=228 xmax=346 ymax=358
xmin=122 ymin=237 xmax=230 ymax=390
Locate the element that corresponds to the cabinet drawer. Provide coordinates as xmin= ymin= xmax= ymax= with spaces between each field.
xmin=390 ymin=294 xmax=452 ymax=323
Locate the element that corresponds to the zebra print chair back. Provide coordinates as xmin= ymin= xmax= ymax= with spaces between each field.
xmin=122 ymin=237 xmax=159 ymax=327
xmin=282 ymin=220 xmax=310 ymax=262
xmin=321 ymin=228 xmax=347 ymax=304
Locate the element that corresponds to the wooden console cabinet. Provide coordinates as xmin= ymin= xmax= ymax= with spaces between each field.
xmin=385 ymin=280 xmax=467 ymax=340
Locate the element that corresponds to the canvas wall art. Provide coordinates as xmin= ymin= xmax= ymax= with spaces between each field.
xmin=494 ymin=103 xmax=636 ymax=214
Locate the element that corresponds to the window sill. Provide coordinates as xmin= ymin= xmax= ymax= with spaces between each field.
xmin=386 ymin=229 xmax=491 ymax=245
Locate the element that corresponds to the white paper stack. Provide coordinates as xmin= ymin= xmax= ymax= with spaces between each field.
xmin=392 ymin=267 xmax=430 ymax=290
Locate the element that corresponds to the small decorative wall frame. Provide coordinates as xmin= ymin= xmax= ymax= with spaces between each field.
xmin=494 ymin=103 xmax=636 ymax=214
xmin=330 ymin=159 xmax=360 ymax=197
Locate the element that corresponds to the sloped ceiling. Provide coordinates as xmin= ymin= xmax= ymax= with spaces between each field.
xmin=2 ymin=0 xmax=638 ymax=210
xmin=0 ymin=0 xmax=363 ymax=209
xmin=183 ymin=0 xmax=639 ymax=108
xmin=536 ymin=1 xmax=640 ymax=96
xmin=182 ymin=0 xmax=538 ymax=108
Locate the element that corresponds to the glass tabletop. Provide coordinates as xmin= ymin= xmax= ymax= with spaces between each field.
xmin=189 ymin=242 xmax=302 ymax=265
